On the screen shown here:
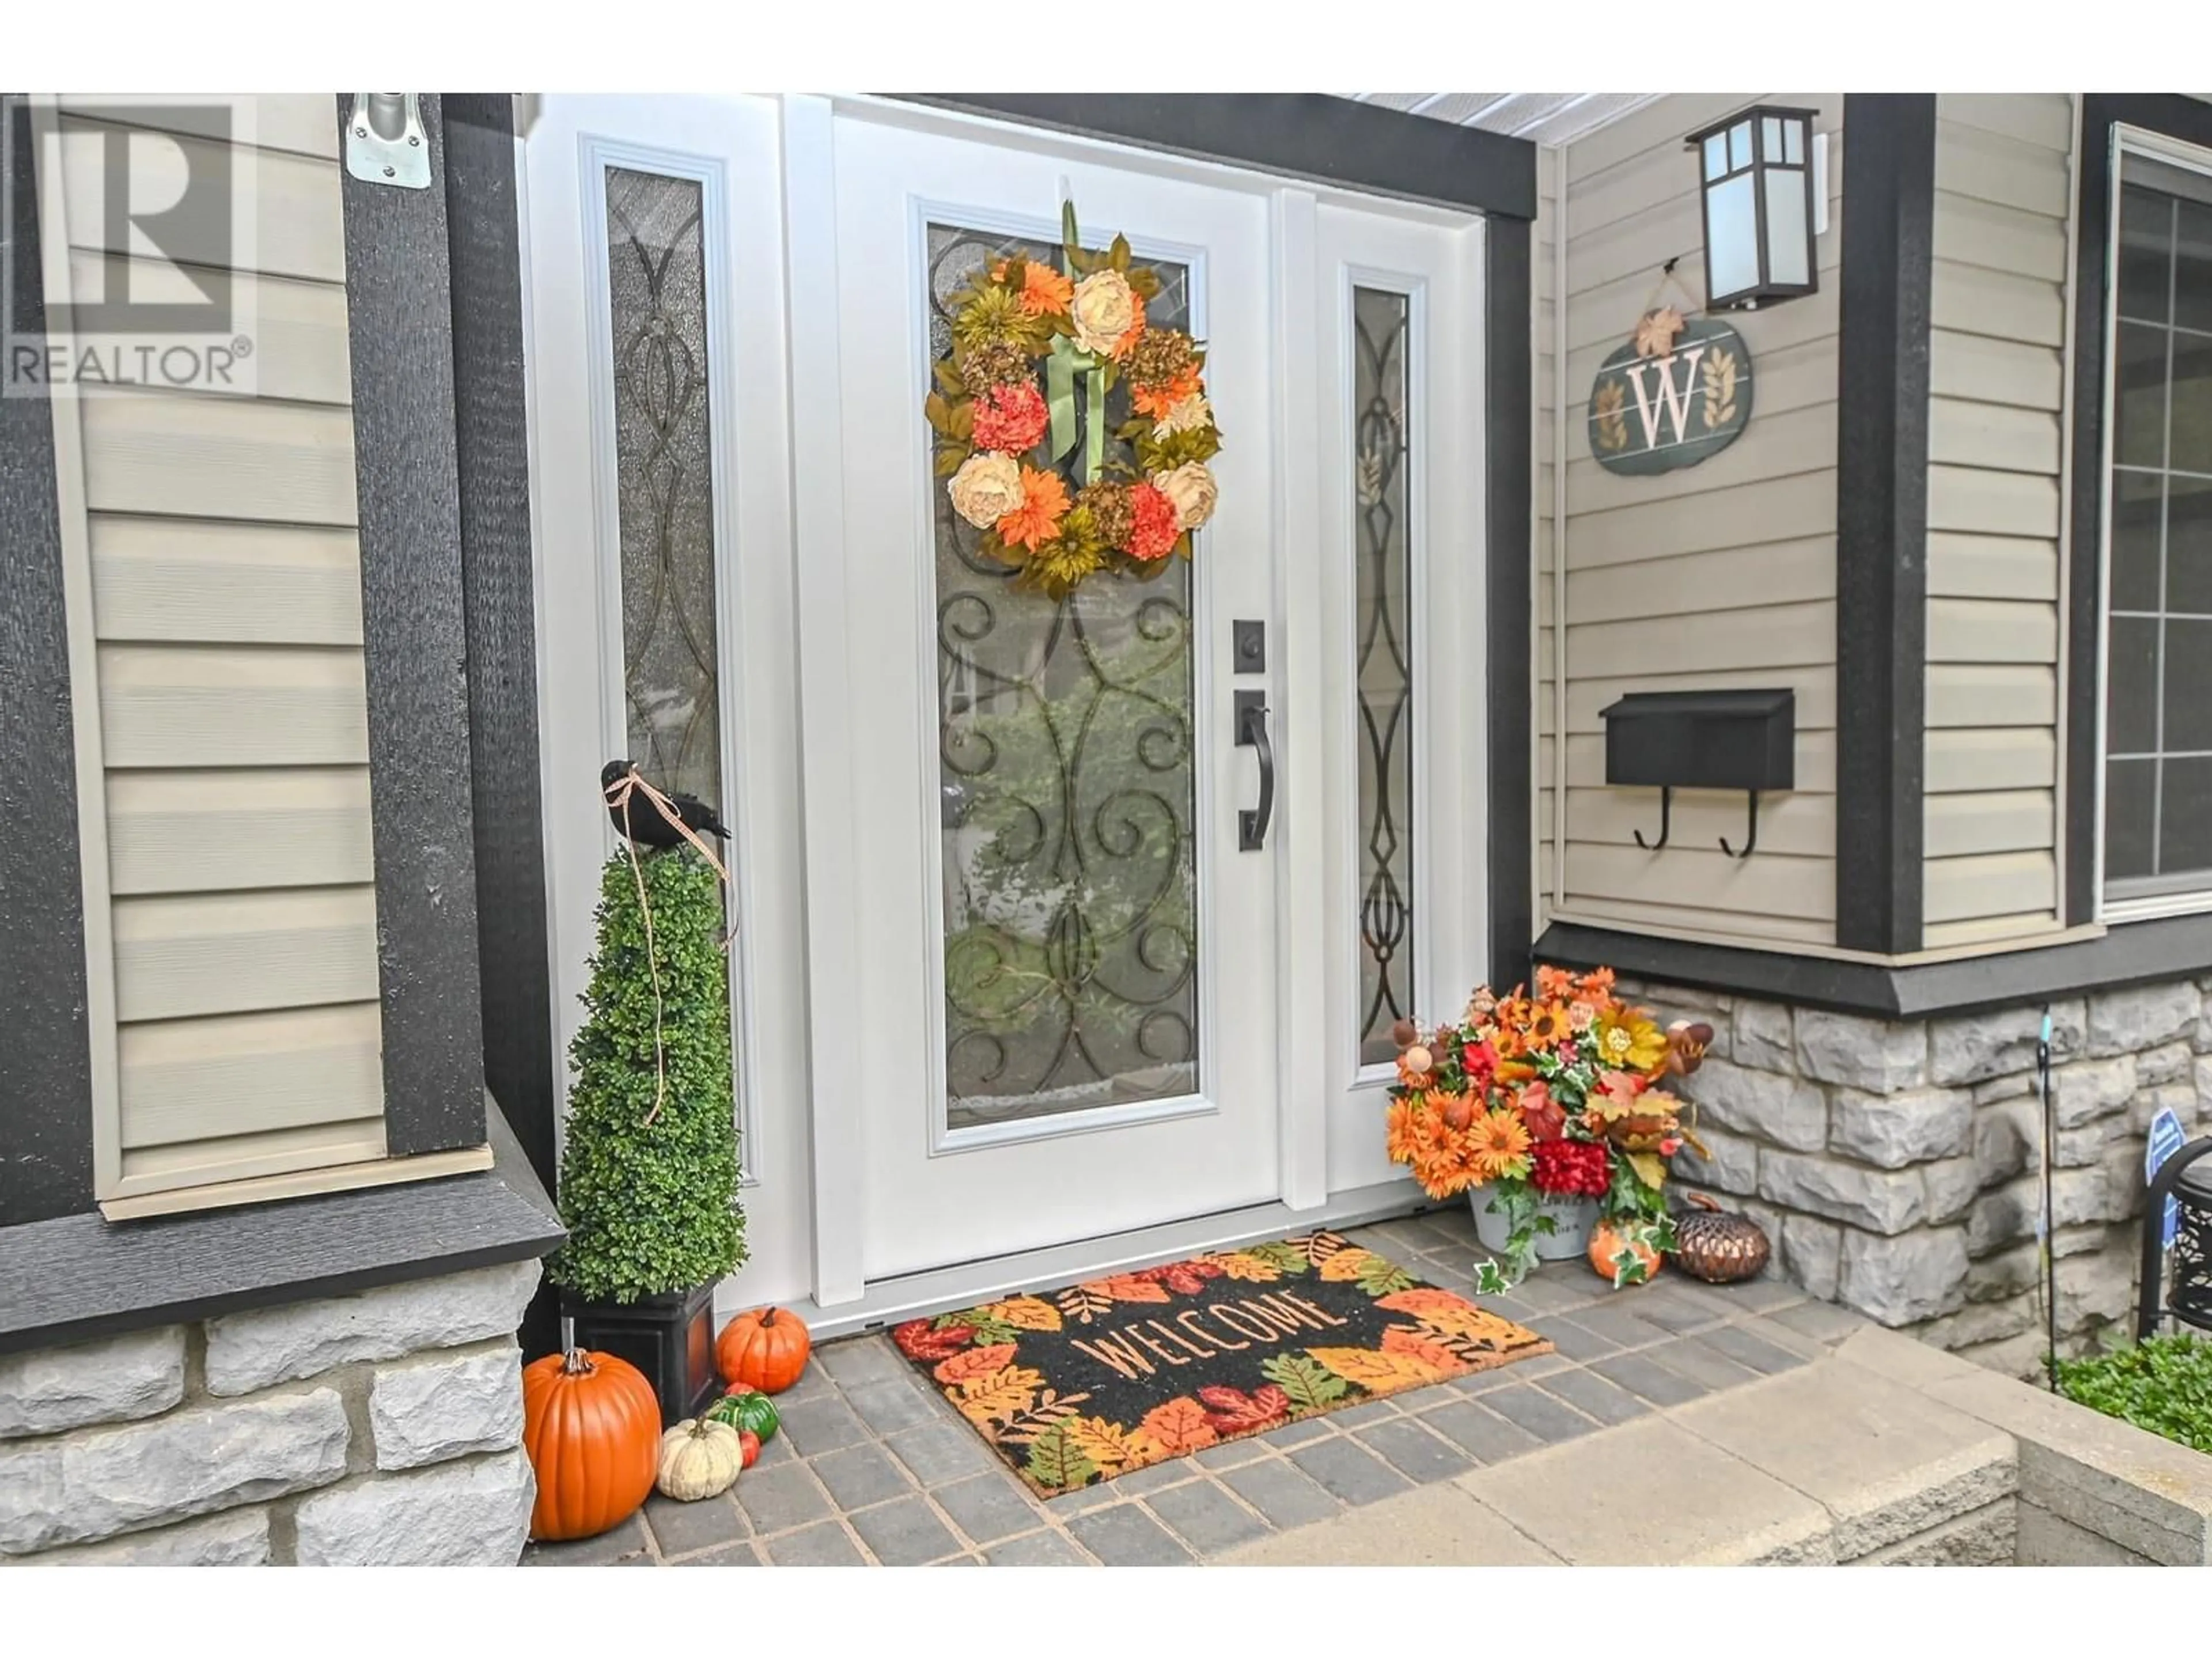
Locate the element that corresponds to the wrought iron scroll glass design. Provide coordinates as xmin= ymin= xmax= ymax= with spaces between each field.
xmin=929 ymin=222 xmax=1199 ymax=1131
xmin=1354 ymin=287 xmax=1414 ymax=1067
xmin=605 ymin=166 xmax=723 ymax=810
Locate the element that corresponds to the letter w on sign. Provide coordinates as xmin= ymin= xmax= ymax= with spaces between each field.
xmin=1622 ymin=347 xmax=1706 ymax=450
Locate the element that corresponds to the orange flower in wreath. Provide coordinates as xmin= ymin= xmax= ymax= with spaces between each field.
xmin=995 ymin=467 xmax=1070 ymax=553
xmin=1132 ymin=366 xmax=1202 ymax=419
xmin=990 ymin=257 xmax=1074 ymax=318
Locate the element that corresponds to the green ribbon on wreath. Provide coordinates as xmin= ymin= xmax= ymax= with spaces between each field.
xmin=1045 ymin=332 xmax=1105 ymax=487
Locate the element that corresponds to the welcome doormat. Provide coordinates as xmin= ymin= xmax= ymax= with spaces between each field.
xmin=889 ymin=1232 xmax=1553 ymax=1497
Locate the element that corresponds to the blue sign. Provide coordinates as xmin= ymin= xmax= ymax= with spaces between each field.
xmin=2147 ymin=1108 xmax=2188 ymax=1251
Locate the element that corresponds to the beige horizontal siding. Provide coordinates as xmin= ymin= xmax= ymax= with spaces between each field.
xmin=45 ymin=96 xmax=390 ymax=1204
xmin=1921 ymin=95 xmax=2074 ymax=945
xmin=1546 ymin=98 xmax=1844 ymax=949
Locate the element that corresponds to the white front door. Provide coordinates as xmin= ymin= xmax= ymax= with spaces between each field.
xmin=824 ymin=117 xmax=1284 ymax=1280
xmin=522 ymin=95 xmax=1487 ymax=1318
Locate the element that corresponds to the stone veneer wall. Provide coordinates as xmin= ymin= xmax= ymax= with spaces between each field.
xmin=0 ymin=1259 xmax=542 ymax=1565
xmin=1615 ymin=974 xmax=2206 ymax=1375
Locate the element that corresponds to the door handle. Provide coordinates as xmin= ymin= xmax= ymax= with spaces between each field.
xmin=1235 ymin=691 xmax=1274 ymax=852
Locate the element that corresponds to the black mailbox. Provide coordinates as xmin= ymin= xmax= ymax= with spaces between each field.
xmin=1599 ymin=688 xmax=1794 ymax=858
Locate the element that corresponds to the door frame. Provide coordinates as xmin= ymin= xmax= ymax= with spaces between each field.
xmin=780 ymin=94 xmax=1517 ymax=1330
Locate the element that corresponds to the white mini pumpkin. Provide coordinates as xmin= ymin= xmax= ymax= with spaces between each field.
xmin=656 ymin=1416 xmax=745 ymax=1502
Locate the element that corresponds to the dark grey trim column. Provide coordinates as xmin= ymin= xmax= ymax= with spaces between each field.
xmin=441 ymin=94 xmax=555 ymax=1198
xmin=335 ymin=94 xmax=487 ymax=1156
xmin=0 ymin=94 xmax=96 ymax=1224
xmin=1486 ymin=216 xmax=1536 ymax=988
xmin=1833 ymin=94 xmax=1936 ymax=955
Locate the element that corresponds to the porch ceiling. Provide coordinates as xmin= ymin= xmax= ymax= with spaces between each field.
xmin=1340 ymin=93 xmax=1660 ymax=146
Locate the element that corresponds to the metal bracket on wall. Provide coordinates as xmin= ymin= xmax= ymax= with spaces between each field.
xmin=1720 ymin=790 xmax=1761 ymax=859
xmin=344 ymin=94 xmax=430 ymax=189
xmin=1633 ymin=786 xmax=1672 ymax=851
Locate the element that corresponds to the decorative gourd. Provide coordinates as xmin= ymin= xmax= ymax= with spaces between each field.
xmin=1588 ymin=1221 xmax=1664 ymax=1287
xmin=656 ymin=1416 xmax=746 ymax=1502
xmin=1671 ymin=1192 xmax=1771 ymax=1283
xmin=522 ymin=1319 xmax=660 ymax=1541
xmin=706 ymin=1388 xmax=780 ymax=1442
xmin=716 ymin=1306 xmax=812 ymax=1395
xmin=738 ymin=1429 xmax=761 ymax=1469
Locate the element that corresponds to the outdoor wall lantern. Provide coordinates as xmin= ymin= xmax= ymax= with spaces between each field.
xmin=1683 ymin=106 xmax=1825 ymax=310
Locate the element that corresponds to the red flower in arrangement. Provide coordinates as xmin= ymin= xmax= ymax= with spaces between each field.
xmin=1529 ymin=1138 xmax=1611 ymax=1198
xmin=1124 ymin=481 xmax=1181 ymax=560
xmin=1461 ymin=1040 xmax=1500 ymax=1088
xmin=1515 ymin=1080 xmax=1566 ymax=1142
xmin=971 ymin=380 xmax=1050 ymax=454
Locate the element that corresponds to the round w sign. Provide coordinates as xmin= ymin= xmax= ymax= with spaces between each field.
xmin=1587 ymin=315 xmax=1754 ymax=476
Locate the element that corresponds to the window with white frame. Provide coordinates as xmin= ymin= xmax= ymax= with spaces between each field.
xmin=2103 ymin=139 xmax=2212 ymax=907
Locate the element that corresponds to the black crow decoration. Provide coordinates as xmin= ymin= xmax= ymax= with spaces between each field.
xmin=601 ymin=759 xmax=731 ymax=851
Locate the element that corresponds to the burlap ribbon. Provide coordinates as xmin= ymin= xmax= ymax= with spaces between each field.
xmin=600 ymin=765 xmax=734 ymax=1126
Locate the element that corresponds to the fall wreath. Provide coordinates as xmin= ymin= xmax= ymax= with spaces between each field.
xmin=927 ymin=203 xmax=1221 ymax=597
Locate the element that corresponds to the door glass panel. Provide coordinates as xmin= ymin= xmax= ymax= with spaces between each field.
xmin=605 ymin=167 xmax=722 ymax=806
xmin=1353 ymin=286 xmax=1414 ymax=1066
xmin=928 ymin=222 xmax=1199 ymax=1131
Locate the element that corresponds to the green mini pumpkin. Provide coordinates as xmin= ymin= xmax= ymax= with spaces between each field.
xmin=706 ymin=1389 xmax=779 ymax=1443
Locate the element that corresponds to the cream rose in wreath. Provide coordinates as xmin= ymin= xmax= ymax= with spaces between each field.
xmin=1070 ymin=268 xmax=1143 ymax=358
xmin=1151 ymin=460 xmax=1219 ymax=532
xmin=947 ymin=452 xmax=1025 ymax=530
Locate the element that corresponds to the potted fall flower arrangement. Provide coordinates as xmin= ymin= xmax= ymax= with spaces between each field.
xmin=1385 ymin=966 xmax=1714 ymax=1293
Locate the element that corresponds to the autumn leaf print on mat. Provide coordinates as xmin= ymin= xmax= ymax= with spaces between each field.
xmin=891 ymin=1231 xmax=1552 ymax=1496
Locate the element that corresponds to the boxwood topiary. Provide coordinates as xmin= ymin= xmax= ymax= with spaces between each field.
xmin=2052 ymin=1333 xmax=2212 ymax=1454
xmin=548 ymin=846 xmax=745 ymax=1303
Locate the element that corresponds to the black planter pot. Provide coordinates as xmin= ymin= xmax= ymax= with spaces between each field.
xmin=563 ymin=1282 xmax=720 ymax=1427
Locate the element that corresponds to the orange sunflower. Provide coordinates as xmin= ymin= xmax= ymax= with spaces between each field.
xmin=1466 ymin=1107 xmax=1533 ymax=1184
xmin=995 ymin=467 xmax=1071 ymax=553
xmin=1526 ymin=1001 xmax=1570 ymax=1047
xmin=1384 ymin=1096 xmax=1422 ymax=1165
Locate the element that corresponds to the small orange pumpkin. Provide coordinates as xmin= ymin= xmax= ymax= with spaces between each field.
xmin=717 ymin=1305 xmax=812 ymax=1394
xmin=1588 ymin=1220 xmax=1664 ymax=1287
xmin=522 ymin=1321 xmax=660 ymax=1541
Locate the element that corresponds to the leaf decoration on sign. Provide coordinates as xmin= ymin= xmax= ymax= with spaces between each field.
xmin=1633 ymin=305 xmax=1686 ymax=359
xmin=1593 ymin=379 xmax=1628 ymax=452
xmin=1317 ymin=1246 xmax=1379 ymax=1282
xmin=1702 ymin=347 xmax=1738 ymax=429
xmin=1353 ymin=1254 xmax=1418 ymax=1297
xmin=1022 ymin=1422 xmax=1100 ymax=1490
xmin=1306 ymin=1344 xmax=1455 ymax=1392
xmin=1259 ymin=1351 xmax=1351 ymax=1412
xmin=1056 ymin=1283 xmax=1116 ymax=1324
xmin=1138 ymin=1396 xmax=1219 ymax=1456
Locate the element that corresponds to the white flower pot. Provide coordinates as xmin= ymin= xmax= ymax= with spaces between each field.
xmin=1470 ymin=1187 xmax=1599 ymax=1263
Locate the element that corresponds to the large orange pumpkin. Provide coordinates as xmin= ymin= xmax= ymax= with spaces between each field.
xmin=717 ymin=1306 xmax=812 ymax=1394
xmin=1588 ymin=1220 xmax=1664 ymax=1287
xmin=522 ymin=1322 xmax=660 ymax=1541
